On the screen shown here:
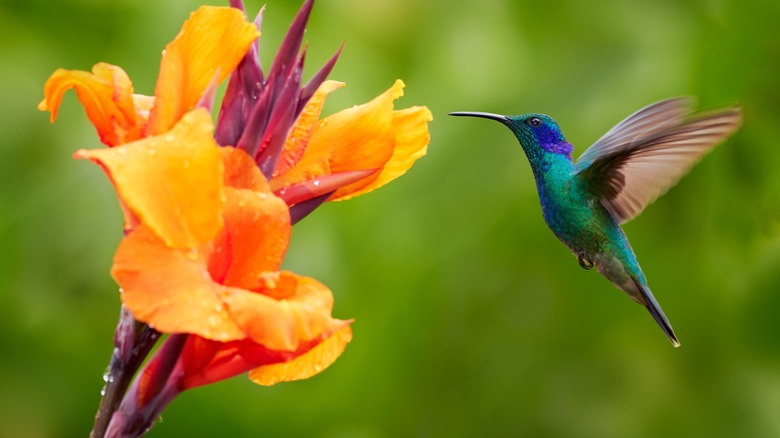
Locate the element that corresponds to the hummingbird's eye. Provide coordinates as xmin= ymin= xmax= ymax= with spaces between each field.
xmin=527 ymin=117 xmax=542 ymax=127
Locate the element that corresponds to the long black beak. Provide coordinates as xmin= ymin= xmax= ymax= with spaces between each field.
xmin=449 ymin=111 xmax=509 ymax=123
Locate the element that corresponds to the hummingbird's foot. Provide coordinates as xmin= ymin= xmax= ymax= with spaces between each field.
xmin=578 ymin=252 xmax=594 ymax=270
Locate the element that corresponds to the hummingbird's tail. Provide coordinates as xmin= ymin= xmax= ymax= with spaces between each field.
xmin=634 ymin=279 xmax=680 ymax=347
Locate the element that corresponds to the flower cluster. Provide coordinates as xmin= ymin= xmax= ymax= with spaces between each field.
xmin=39 ymin=1 xmax=431 ymax=436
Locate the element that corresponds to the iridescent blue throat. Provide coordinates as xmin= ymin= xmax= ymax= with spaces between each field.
xmin=534 ymin=125 xmax=573 ymax=157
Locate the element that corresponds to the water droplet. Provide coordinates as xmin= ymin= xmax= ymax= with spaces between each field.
xmin=100 ymin=387 xmax=106 ymax=396
xmin=313 ymin=180 xmax=320 ymax=187
xmin=214 ymin=304 xmax=223 ymax=313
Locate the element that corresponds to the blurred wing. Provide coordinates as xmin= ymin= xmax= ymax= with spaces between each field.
xmin=576 ymin=97 xmax=695 ymax=170
xmin=577 ymin=106 xmax=741 ymax=224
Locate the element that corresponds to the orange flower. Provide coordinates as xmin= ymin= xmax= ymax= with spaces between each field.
xmin=39 ymin=1 xmax=359 ymax=390
xmin=38 ymin=6 xmax=259 ymax=147
xmin=81 ymin=108 xmax=351 ymax=386
xmin=41 ymin=0 xmax=431 ymax=435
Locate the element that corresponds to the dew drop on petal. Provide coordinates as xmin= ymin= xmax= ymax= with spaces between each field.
xmin=313 ymin=180 xmax=320 ymax=187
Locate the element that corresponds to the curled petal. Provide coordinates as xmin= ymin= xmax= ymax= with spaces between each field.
xmin=249 ymin=325 xmax=352 ymax=386
xmin=274 ymin=80 xmax=345 ymax=177
xmin=181 ymin=322 xmax=350 ymax=389
xmin=332 ymin=105 xmax=432 ymax=201
xmin=148 ymin=6 xmax=259 ymax=135
xmin=219 ymin=272 xmax=346 ymax=352
xmin=76 ymin=109 xmax=223 ymax=249
xmin=38 ymin=63 xmax=143 ymax=146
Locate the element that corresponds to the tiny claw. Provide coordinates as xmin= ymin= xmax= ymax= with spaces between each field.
xmin=578 ymin=253 xmax=594 ymax=270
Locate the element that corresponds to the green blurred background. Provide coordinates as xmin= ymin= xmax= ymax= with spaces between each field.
xmin=2 ymin=0 xmax=780 ymax=436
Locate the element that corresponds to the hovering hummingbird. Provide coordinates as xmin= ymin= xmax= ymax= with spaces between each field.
xmin=450 ymin=98 xmax=741 ymax=347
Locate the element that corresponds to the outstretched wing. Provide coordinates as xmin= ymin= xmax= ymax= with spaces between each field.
xmin=576 ymin=99 xmax=741 ymax=224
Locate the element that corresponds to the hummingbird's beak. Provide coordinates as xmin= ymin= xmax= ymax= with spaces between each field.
xmin=449 ymin=111 xmax=509 ymax=124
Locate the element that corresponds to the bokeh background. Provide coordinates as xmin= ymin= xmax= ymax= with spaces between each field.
xmin=2 ymin=0 xmax=780 ymax=436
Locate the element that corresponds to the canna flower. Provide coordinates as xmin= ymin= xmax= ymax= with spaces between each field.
xmin=40 ymin=1 xmax=357 ymax=387
xmin=39 ymin=0 xmax=431 ymax=435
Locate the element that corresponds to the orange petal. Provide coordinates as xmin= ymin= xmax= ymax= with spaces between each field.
xmin=75 ymin=109 xmax=223 ymax=249
xmin=331 ymin=105 xmax=432 ymax=201
xmin=147 ymin=6 xmax=259 ymax=135
xmin=219 ymin=271 xmax=346 ymax=352
xmin=115 ymin=224 xmax=245 ymax=341
xmin=38 ymin=63 xmax=143 ymax=146
xmin=209 ymin=187 xmax=290 ymax=290
xmin=220 ymin=146 xmax=270 ymax=192
xmin=273 ymin=80 xmax=345 ymax=177
xmin=249 ymin=325 xmax=352 ymax=386
xmin=269 ymin=80 xmax=405 ymax=194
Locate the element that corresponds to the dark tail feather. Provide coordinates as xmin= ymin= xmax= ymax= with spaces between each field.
xmin=634 ymin=280 xmax=680 ymax=347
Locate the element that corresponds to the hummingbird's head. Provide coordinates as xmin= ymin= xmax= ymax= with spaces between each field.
xmin=449 ymin=111 xmax=574 ymax=159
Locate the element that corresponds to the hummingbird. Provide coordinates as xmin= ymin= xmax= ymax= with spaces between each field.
xmin=450 ymin=98 xmax=741 ymax=347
